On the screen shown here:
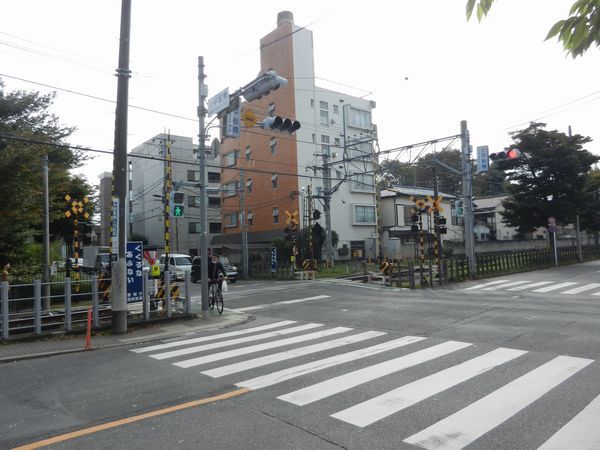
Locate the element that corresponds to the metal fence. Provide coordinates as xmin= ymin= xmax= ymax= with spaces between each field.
xmin=0 ymin=271 xmax=191 ymax=341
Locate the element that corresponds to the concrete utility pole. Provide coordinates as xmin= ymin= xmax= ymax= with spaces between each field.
xmin=197 ymin=56 xmax=209 ymax=319
xmin=42 ymin=153 xmax=51 ymax=309
xmin=569 ymin=125 xmax=584 ymax=263
xmin=460 ymin=120 xmax=477 ymax=278
xmin=111 ymin=0 xmax=132 ymax=334
xmin=240 ymin=168 xmax=249 ymax=280
xmin=322 ymin=150 xmax=334 ymax=267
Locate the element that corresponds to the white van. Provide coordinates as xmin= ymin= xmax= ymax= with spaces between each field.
xmin=158 ymin=254 xmax=193 ymax=280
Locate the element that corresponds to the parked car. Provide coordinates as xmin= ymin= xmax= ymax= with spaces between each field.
xmin=158 ymin=254 xmax=193 ymax=281
xmin=191 ymin=255 xmax=238 ymax=283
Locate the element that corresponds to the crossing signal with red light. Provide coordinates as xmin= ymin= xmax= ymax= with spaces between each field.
xmin=410 ymin=213 xmax=420 ymax=232
xmin=489 ymin=148 xmax=522 ymax=161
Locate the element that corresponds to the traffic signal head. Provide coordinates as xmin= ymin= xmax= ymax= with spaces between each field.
xmin=242 ymin=70 xmax=288 ymax=102
xmin=411 ymin=214 xmax=419 ymax=224
xmin=172 ymin=192 xmax=184 ymax=204
xmin=261 ymin=116 xmax=301 ymax=134
xmin=312 ymin=210 xmax=321 ymax=220
xmin=173 ymin=205 xmax=184 ymax=217
xmin=489 ymin=148 xmax=522 ymax=161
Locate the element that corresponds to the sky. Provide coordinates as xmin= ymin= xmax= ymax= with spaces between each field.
xmin=2 ymin=0 xmax=599 ymax=186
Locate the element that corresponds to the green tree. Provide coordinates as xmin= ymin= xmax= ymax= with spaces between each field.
xmin=498 ymin=123 xmax=597 ymax=234
xmin=0 ymin=79 xmax=93 ymax=269
xmin=466 ymin=0 xmax=600 ymax=58
xmin=579 ymin=168 xmax=600 ymax=242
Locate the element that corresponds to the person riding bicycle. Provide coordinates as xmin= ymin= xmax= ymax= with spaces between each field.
xmin=208 ymin=254 xmax=226 ymax=292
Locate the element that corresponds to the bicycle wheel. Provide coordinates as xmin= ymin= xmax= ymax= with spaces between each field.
xmin=216 ymin=288 xmax=224 ymax=314
xmin=208 ymin=285 xmax=215 ymax=310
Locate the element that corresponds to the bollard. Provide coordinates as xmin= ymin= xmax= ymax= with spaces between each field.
xmin=84 ymin=306 xmax=93 ymax=350
xmin=65 ymin=277 xmax=72 ymax=332
xmin=1 ymin=281 xmax=9 ymax=340
xmin=143 ymin=272 xmax=150 ymax=320
xmin=92 ymin=275 xmax=99 ymax=328
xmin=165 ymin=271 xmax=171 ymax=318
xmin=34 ymin=279 xmax=42 ymax=335
xmin=184 ymin=271 xmax=191 ymax=315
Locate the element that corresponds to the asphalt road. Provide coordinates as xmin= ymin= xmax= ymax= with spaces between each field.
xmin=3 ymin=261 xmax=600 ymax=449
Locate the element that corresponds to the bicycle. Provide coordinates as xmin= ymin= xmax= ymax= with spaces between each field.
xmin=208 ymin=276 xmax=224 ymax=314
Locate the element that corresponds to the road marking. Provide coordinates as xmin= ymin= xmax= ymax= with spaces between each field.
xmin=278 ymin=340 xmax=471 ymax=406
xmin=236 ymin=336 xmax=426 ymax=390
xmin=404 ymin=355 xmax=593 ymax=449
xmin=12 ymin=387 xmax=251 ymax=450
xmin=235 ymin=295 xmax=330 ymax=311
xmin=482 ymin=280 xmax=531 ymax=290
xmin=131 ymin=320 xmax=297 ymax=353
xmin=464 ymin=280 xmax=510 ymax=290
xmin=539 ymin=393 xmax=600 ymax=449
xmin=561 ymin=283 xmax=600 ymax=294
xmin=202 ymin=331 xmax=385 ymax=378
xmin=532 ymin=282 xmax=578 ymax=293
xmin=332 ymin=347 xmax=527 ymax=427
xmin=175 ymin=327 xmax=352 ymax=368
xmin=506 ymin=281 xmax=553 ymax=291
xmin=150 ymin=323 xmax=323 ymax=360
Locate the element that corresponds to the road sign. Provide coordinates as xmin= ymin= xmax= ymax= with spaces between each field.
xmin=476 ymin=145 xmax=489 ymax=173
xmin=548 ymin=217 xmax=556 ymax=224
xmin=111 ymin=197 xmax=119 ymax=260
xmin=548 ymin=224 xmax=556 ymax=233
xmin=271 ymin=247 xmax=277 ymax=273
xmin=226 ymin=106 xmax=241 ymax=138
xmin=207 ymin=88 xmax=229 ymax=116
xmin=151 ymin=265 xmax=161 ymax=277
xmin=285 ymin=210 xmax=299 ymax=225
xmin=126 ymin=242 xmax=144 ymax=303
xmin=242 ymin=109 xmax=257 ymax=128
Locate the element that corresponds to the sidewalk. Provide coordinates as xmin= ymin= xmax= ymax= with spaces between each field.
xmin=0 ymin=303 xmax=250 ymax=363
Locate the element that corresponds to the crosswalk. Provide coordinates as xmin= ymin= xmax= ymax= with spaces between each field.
xmin=463 ymin=279 xmax=600 ymax=297
xmin=130 ymin=319 xmax=600 ymax=448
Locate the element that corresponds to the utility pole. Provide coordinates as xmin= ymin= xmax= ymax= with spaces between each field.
xmin=111 ymin=0 xmax=132 ymax=334
xmin=197 ymin=56 xmax=209 ymax=319
xmin=432 ymin=165 xmax=443 ymax=285
xmin=42 ymin=153 xmax=51 ymax=310
xmin=460 ymin=120 xmax=476 ymax=278
xmin=569 ymin=125 xmax=583 ymax=263
xmin=322 ymin=150 xmax=333 ymax=267
xmin=240 ymin=168 xmax=249 ymax=280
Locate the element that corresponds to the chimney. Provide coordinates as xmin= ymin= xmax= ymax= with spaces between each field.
xmin=277 ymin=11 xmax=294 ymax=27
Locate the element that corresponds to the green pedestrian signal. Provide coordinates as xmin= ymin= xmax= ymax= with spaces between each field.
xmin=173 ymin=205 xmax=184 ymax=217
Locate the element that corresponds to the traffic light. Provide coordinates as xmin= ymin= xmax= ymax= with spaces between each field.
xmin=435 ymin=216 xmax=448 ymax=234
xmin=261 ymin=116 xmax=301 ymax=134
xmin=241 ymin=70 xmax=288 ymax=102
xmin=489 ymin=148 xmax=522 ymax=161
xmin=312 ymin=209 xmax=321 ymax=220
xmin=173 ymin=205 xmax=184 ymax=217
xmin=171 ymin=192 xmax=185 ymax=218
xmin=410 ymin=213 xmax=419 ymax=232
xmin=284 ymin=225 xmax=297 ymax=242
xmin=454 ymin=200 xmax=464 ymax=218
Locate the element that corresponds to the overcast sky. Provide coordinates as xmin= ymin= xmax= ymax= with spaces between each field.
xmin=2 ymin=0 xmax=599 ymax=185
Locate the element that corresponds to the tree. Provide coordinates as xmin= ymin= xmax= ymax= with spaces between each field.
xmin=466 ymin=0 xmax=600 ymax=58
xmin=0 ymin=79 xmax=94 ymax=269
xmin=497 ymin=122 xmax=597 ymax=234
xmin=579 ymin=168 xmax=600 ymax=242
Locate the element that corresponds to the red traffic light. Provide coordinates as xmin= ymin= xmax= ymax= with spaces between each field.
xmin=506 ymin=149 xmax=521 ymax=159
xmin=489 ymin=148 xmax=521 ymax=161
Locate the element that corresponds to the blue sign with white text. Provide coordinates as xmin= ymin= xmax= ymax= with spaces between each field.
xmin=126 ymin=241 xmax=144 ymax=303
xmin=271 ymin=247 xmax=277 ymax=273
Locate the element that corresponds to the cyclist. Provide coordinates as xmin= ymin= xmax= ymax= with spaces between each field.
xmin=208 ymin=254 xmax=226 ymax=292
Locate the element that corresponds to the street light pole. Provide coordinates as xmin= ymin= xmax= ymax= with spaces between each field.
xmin=197 ymin=56 xmax=209 ymax=319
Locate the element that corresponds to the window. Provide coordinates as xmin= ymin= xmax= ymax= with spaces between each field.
xmin=333 ymin=104 xmax=339 ymax=114
xmin=225 ymin=213 xmax=238 ymax=228
xmin=223 ymin=182 xmax=236 ymax=197
xmin=270 ymin=138 xmax=277 ymax=154
xmin=310 ymin=99 xmax=314 ymax=108
xmin=267 ymin=103 xmax=275 ymax=116
xmin=334 ymin=137 xmax=341 ymax=146
xmin=209 ymin=222 xmax=221 ymax=233
xmin=223 ymin=151 xmax=237 ymax=167
xmin=247 ymin=211 xmax=253 ymax=227
xmin=348 ymin=141 xmax=372 ymax=158
xmin=336 ymin=170 xmax=343 ymax=179
xmin=354 ymin=205 xmax=376 ymax=224
xmin=189 ymin=222 xmax=200 ymax=234
xmin=403 ymin=205 xmax=414 ymax=226
xmin=245 ymin=146 xmax=251 ymax=161
xmin=312 ymin=133 xmax=316 ymax=143
xmin=321 ymin=135 xmax=330 ymax=156
xmin=352 ymin=173 xmax=374 ymax=191
xmin=271 ymin=174 xmax=278 ymax=189
xmin=208 ymin=172 xmax=220 ymax=183
xmin=187 ymin=170 xmax=199 ymax=182
xmin=349 ymin=107 xmax=371 ymax=129
xmin=246 ymin=179 xmax=253 ymax=194
xmin=273 ymin=208 xmax=279 ymax=224
xmin=208 ymin=197 xmax=220 ymax=208
xmin=320 ymin=101 xmax=329 ymax=126
xmin=188 ymin=196 xmax=199 ymax=207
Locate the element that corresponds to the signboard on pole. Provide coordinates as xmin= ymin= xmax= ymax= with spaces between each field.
xmin=476 ymin=146 xmax=489 ymax=173
xmin=111 ymin=197 xmax=119 ymax=261
xmin=126 ymin=241 xmax=144 ymax=303
xmin=207 ymin=88 xmax=229 ymax=116
xmin=271 ymin=247 xmax=277 ymax=273
xmin=225 ymin=106 xmax=241 ymax=138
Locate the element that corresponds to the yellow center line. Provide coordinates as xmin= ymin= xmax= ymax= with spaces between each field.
xmin=13 ymin=387 xmax=252 ymax=450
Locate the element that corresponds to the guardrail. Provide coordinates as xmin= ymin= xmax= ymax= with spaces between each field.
xmin=0 ymin=271 xmax=191 ymax=341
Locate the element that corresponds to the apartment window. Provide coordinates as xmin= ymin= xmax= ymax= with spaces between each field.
xmin=270 ymin=138 xmax=277 ymax=154
xmin=334 ymin=137 xmax=341 ymax=146
xmin=320 ymin=101 xmax=329 ymax=126
xmin=271 ymin=174 xmax=278 ymax=189
xmin=348 ymin=141 xmax=372 ymax=158
xmin=208 ymin=172 xmax=220 ymax=183
xmin=354 ymin=205 xmax=376 ymax=224
xmin=187 ymin=170 xmax=199 ymax=182
xmin=403 ymin=205 xmax=414 ymax=226
xmin=223 ymin=151 xmax=237 ymax=167
xmin=273 ymin=207 xmax=279 ymax=224
xmin=310 ymin=99 xmax=314 ymax=108
xmin=246 ymin=179 xmax=253 ymax=194
xmin=247 ymin=211 xmax=254 ymax=227
xmin=208 ymin=197 xmax=221 ymax=208
xmin=245 ymin=146 xmax=251 ymax=161
xmin=333 ymin=104 xmax=339 ymax=114
xmin=352 ymin=173 xmax=374 ymax=191
xmin=225 ymin=213 xmax=238 ymax=228
xmin=267 ymin=103 xmax=275 ymax=117
xmin=321 ymin=135 xmax=330 ymax=156
xmin=349 ymin=107 xmax=371 ymax=129
xmin=223 ymin=182 xmax=236 ymax=197
xmin=336 ymin=170 xmax=343 ymax=179
xmin=188 ymin=196 xmax=199 ymax=207
xmin=189 ymin=222 xmax=200 ymax=234
xmin=209 ymin=222 xmax=222 ymax=233
xmin=312 ymin=133 xmax=316 ymax=143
